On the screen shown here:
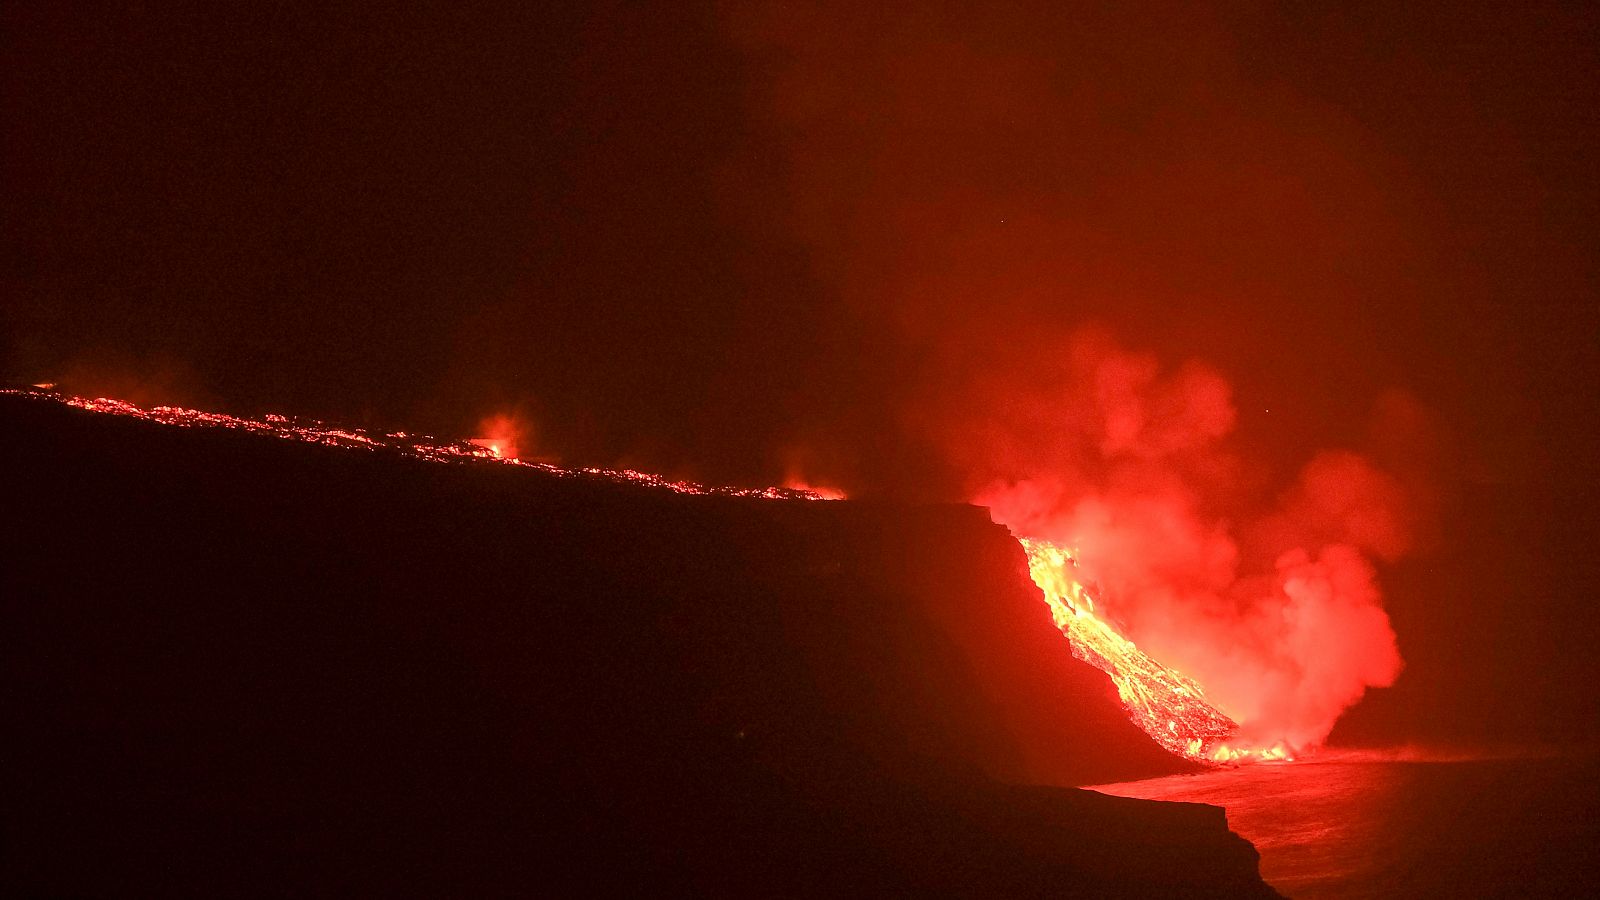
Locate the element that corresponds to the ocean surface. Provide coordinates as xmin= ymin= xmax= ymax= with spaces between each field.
xmin=1090 ymin=752 xmax=1599 ymax=898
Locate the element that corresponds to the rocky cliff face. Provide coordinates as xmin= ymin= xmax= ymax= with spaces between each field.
xmin=1 ymin=394 xmax=1275 ymax=897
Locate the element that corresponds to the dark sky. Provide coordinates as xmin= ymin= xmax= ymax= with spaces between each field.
xmin=5 ymin=1 xmax=1598 ymax=746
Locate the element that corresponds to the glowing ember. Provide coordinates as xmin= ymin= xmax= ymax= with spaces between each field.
xmin=781 ymin=478 xmax=848 ymax=501
xmin=1021 ymin=537 xmax=1292 ymax=765
xmin=5 ymin=389 xmax=837 ymax=501
xmin=470 ymin=412 xmax=526 ymax=461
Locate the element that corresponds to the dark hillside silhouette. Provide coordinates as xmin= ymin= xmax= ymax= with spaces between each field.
xmin=1 ymin=395 xmax=1274 ymax=897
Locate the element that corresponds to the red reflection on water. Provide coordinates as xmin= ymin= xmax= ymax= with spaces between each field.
xmin=1090 ymin=754 xmax=1599 ymax=898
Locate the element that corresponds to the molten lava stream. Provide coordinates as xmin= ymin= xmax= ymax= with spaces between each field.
xmin=1019 ymin=538 xmax=1292 ymax=765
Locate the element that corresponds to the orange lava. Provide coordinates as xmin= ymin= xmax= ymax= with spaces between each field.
xmin=1021 ymin=538 xmax=1293 ymax=765
xmin=781 ymin=477 xmax=848 ymax=500
xmin=9 ymin=390 xmax=836 ymax=501
xmin=470 ymin=412 xmax=524 ymax=460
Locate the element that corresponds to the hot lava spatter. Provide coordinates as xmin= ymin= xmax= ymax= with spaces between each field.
xmin=1021 ymin=538 xmax=1293 ymax=765
xmin=10 ymin=387 xmax=1287 ymax=766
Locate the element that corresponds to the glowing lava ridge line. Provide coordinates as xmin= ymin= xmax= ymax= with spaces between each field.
xmin=2 ymin=390 xmax=834 ymax=501
xmin=1020 ymin=538 xmax=1292 ymax=765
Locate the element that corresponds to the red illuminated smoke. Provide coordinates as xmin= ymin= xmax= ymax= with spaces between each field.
xmin=972 ymin=331 xmax=1409 ymax=752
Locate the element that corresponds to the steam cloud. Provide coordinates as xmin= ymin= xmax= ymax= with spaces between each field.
xmin=724 ymin=2 xmax=1426 ymax=750
xmin=968 ymin=330 xmax=1409 ymax=749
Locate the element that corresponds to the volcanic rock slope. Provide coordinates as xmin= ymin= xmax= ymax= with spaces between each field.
xmin=0 ymin=394 xmax=1277 ymax=897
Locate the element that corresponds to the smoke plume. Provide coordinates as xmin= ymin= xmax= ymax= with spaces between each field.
xmin=723 ymin=2 xmax=1426 ymax=750
xmin=974 ymin=330 xmax=1412 ymax=748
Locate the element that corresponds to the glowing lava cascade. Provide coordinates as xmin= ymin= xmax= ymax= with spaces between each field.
xmin=1021 ymin=538 xmax=1290 ymax=764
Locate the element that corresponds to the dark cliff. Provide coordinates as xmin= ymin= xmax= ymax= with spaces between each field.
xmin=0 ymin=394 xmax=1274 ymax=897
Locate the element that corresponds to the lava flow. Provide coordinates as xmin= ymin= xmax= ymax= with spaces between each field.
xmin=6 ymin=390 xmax=831 ymax=501
xmin=1021 ymin=538 xmax=1292 ymax=764
xmin=8 ymin=386 xmax=1284 ymax=767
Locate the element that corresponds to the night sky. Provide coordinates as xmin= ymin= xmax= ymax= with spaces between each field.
xmin=5 ymin=2 xmax=1598 ymax=746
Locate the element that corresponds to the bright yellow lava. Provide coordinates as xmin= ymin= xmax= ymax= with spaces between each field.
xmin=1020 ymin=537 xmax=1292 ymax=765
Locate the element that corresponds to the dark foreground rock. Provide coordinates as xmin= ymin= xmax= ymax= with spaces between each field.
xmin=0 ymin=394 xmax=1276 ymax=897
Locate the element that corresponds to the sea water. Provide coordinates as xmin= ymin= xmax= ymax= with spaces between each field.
xmin=1090 ymin=752 xmax=1598 ymax=898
